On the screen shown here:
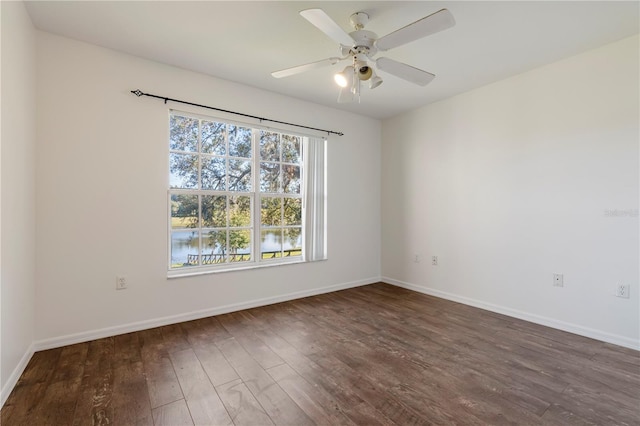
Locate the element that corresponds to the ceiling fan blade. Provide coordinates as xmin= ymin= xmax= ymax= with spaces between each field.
xmin=272 ymin=57 xmax=342 ymax=78
xmin=300 ymin=9 xmax=354 ymax=47
xmin=375 ymin=8 xmax=455 ymax=51
xmin=375 ymin=57 xmax=435 ymax=86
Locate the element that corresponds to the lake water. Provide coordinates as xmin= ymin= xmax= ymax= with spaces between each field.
xmin=171 ymin=229 xmax=301 ymax=265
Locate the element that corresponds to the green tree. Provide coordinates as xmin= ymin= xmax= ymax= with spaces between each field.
xmin=202 ymin=196 xmax=251 ymax=259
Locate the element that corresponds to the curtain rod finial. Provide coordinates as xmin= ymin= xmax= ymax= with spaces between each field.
xmin=131 ymin=89 xmax=143 ymax=97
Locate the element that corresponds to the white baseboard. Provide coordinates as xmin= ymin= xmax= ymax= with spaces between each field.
xmin=34 ymin=277 xmax=380 ymax=351
xmin=1 ymin=342 xmax=35 ymax=408
xmin=383 ymin=277 xmax=639 ymax=350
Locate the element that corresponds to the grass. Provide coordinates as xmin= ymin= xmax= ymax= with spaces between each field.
xmin=171 ymin=217 xmax=196 ymax=228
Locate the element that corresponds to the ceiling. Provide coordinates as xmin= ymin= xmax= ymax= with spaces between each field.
xmin=25 ymin=1 xmax=639 ymax=120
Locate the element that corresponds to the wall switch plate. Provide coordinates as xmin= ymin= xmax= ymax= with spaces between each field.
xmin=432 ymin=256 xmax=438 ymax=266
xmin=553 ymin=273 xmax=564 ymax=287
xmin=116 ymin=276 xmax=127 ymax=290
xmin=616 ymin=283 xmax=630 ymax=298
xmin=414 ymin=254 xmax=421 ymax=263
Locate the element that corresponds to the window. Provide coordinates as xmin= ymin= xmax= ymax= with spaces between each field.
xmin=168 ymin=111 xmax=326 ymax=274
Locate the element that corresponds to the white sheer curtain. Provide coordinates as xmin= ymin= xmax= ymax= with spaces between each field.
xmin=304 ymin=137 xmax=327 ymax=261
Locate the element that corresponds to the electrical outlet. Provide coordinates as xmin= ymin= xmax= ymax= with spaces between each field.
xmin=116 ymin=276 xmax=127 ymax=290
xmin=414 ymin=254 xmax=421 ymax=263
xmin=553 ymin=273 xmax=564 ymax=287
xmin=615 ymin=283 xmax=630 ymax=299
xmin=432 ymin=256 xmax=438 ymax=266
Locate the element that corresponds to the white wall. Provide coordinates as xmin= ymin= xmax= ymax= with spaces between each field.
xmin=381 ymin=35 xmax=639 ymax=349
xmin=1 ymin=1 xmax=37 ymax=403
xmin=34 ymin=32 xmax=381 ymax=346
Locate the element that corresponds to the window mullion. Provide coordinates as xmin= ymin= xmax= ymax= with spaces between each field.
xmin=197 ymin=120 xmax=203 ymax=266
xmin=280 ymin=194 xmax=285 ymax=257
xmin=198 ymin=194 xmax=203 ymax=266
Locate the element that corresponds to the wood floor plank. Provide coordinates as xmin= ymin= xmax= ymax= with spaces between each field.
xmin=1 ymin=348 xmax=62 ymax=424
xmin=31 ymin=378 xmax=83 ymax=425
xmin=50 ymin=343 xmax=89 ymax=384
xmin=216 ymin=378 xmax=274 ymax=425
xmin=180 ymin=317 xmax=233 ymax=347
xmin=13 ymin=348 xmax=62 ymax=385
xmin=113 ymin=332 xmax=143 ymax=368
xmin=138 ymin=328 xmax=184 ymax=409
xmin=160 ymin=323 xmax=192 ymax=354
xmin=253 ymin=328 xmax=396 ymax=425
xmin=296 ymin=295 xmax=543 ymax=425
xmin=3 ymin=283 xmax=639 ymax=425
xmin=143 ymin=353 xmax=183 ymax=410
xmin=112 ymin=360 xmax=153 ymax=425
xmin=0 ymin=382 xmax=48 ymax=425
xmin=288 ymin=302 xmax=459 ymax=423
xmin=266 ymin=362 xmax=354 ymax=425
xmin=250 ymin=304 xmax=325 ymax=356
xmin=554 ymin=384 xmax=640 ymax=425
xmin=152 ymin=399 xmax=194 ymax=426
xmin=307 ymin=350 xmax=441 ymax=425
xmin=540 ymin=403 xmax=600 ymax=425
xmin=218 ymin=311 xmax=285 ymax=370
xmin=216 ymin=337 xmax=314 ymax=425
xmin=71 ymin=338 xmax=115 ymax=426
xmin=193 ymin=341 xmax=239 ymax=387
xmin=20 ymin=344 xmax=88 ymax=425
xmin=170 ymin=348 xmax=232 ymax=425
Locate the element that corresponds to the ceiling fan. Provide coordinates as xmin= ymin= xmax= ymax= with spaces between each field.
xmin=271 ymin=8 xmax=456 ymax=103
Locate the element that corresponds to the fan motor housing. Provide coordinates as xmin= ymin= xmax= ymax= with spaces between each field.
xmin=348 ymin=31 xmax=378 ymax=60
xmin=349 ymin=30 xmax=377 ymax=49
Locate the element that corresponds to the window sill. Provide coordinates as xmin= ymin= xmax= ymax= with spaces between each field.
xmin=167 ymin=257 xmax=309 ymax=279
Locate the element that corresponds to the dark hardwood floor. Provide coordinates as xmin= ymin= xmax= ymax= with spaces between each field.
xmin=2 ymin=283 xmax=639 ymax=425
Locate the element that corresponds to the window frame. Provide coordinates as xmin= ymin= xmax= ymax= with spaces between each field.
xmin=167 ymin=110 xmax=307 ymax=277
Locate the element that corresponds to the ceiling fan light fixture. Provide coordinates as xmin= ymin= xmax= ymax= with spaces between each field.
xmin=358 ymin=64 xmax=373 ymax=81
xmin=369 ymin=74 xmax=383 ymax=89
xmin=334 ymin=66 xmax=354 ymax=87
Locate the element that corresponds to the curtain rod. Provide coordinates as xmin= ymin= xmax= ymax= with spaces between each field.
xmin=131 ymin=89 xmax=344 ymax=137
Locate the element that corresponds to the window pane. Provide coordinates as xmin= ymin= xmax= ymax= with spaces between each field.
xmin=260 ymin=131 xmax=280 ymax=162
xmin=204 ymin=230 xmax=227 ymax=263
xmin=261 ymin=229 xmax=282 ymax=259
xmin=282 ymin=165 xmax=300 ymax=194
xmin=230 ymin=230 xmax=251 ymax=262
xmin=230 ymin=196 xmax=251 ymax=227
xmin=229 ymin=125 xmax=252 ymax=158
xmin=282 ymin=134 xmax=301 ymax=163
xmin=170 ymin=115 xmax=198 ymax=152
xmin=202 ymin=195 xmax=226 ymax=228
xmin=201 ymin=156 xmax=226 ymax=191
xmin=171 ymin=194 xmax=199 ymax=229
xmin=261 ymin=197 xmax=282 ymax=226
xmin=229 ymin=159 xmax=251 ymax=192
xmin=170 ymin=153 xmax=198 ymax=189
xmin=260 ymin=162 xmax=280 ymax=193
xmin=171 ymin=230 xmax=199 ymax=268
xmin=283 ymin=228 xmax=302 ymax=256
xmin=283 ymin=198 xmax=302 ymax=226
xmin=202 ymin=121 xmax=226 ymax=155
